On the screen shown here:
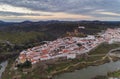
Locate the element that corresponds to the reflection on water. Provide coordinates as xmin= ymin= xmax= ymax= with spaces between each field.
xmin=54 ymin=61 xmax=120 ymax=79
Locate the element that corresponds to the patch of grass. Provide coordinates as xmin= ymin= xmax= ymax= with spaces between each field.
xmin=89 ymin=43 xmax=120 ymax=55
xmin=87 ymin=56 xmax=103 ymax=62
xmin=108 ymin=70 xmax=120 ymax=77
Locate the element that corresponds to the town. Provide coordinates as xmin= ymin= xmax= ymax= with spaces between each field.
xmin=17 ymin=28 xmax=120 ymax=64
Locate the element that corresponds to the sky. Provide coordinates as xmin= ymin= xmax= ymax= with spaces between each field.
xmin=0 ymin=0 xmax=120 ymax=22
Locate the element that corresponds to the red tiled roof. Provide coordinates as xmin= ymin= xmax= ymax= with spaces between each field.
xmin=42 ymin=49 xmax=48 ymax=54
xmin=41 ymin=55 xmax=48 ymax=58
xmin=63 ymin=49 xmax=70 ymax=53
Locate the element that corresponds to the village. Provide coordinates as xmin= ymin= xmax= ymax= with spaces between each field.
xmin=17 ymin=28 xmax=120 ymax=64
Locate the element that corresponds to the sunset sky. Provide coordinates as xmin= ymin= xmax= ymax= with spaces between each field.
xmin=0 ymin=0 xmax=120 ymax=22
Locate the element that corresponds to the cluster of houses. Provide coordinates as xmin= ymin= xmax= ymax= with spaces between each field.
xmin=102 ymin=28 xmax=120 ymax=44
xmin=17 ymin=28 xmax=120 ymax=64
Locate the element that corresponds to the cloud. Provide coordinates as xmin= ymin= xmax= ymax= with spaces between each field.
xmin=0 ymin=3 xmax=53 ymax=16
xmin=0 ymin=11 xmax=51 ymax=16
xmin=98 ymin=12 xmax=120 ymax=16
xmin=0 ymin=0 xmax=120 ymax=21
xmin=1 ymin=0 xmax=120 ymax=13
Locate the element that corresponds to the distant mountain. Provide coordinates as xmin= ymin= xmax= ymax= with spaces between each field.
xmin=0 ymin=20 xmax=5 ymax=24
xmin=22 ymin=20 xmax=33 ymax=23
xmin=0 ymin=20 xmax=119 ymax=36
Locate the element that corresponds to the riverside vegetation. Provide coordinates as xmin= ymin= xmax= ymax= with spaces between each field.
xmin=1 ymin=21 xmax=120 ymax=79
xmin=2 ymin=43 xmax=120 ymax=79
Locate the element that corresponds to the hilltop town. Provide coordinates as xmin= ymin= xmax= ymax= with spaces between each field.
xmin=16 ymin=28 xmax=120 ymax=65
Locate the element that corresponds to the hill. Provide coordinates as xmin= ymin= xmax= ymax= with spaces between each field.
xmin=0 ymin=20 xmax=120 ymax=61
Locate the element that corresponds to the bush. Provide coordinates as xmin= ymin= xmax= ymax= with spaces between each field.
xmin=17 ymin=60 xmax=32 ymax=68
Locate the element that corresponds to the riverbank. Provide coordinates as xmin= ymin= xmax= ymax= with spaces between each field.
xmin=2 ymin=53 xmax=118 ymax=79
xmin=92 ymin=70 xmax=120 ymax=79
xmin=2 ymin=43 xmax=120 ymax=79
xmin=49 ymin=43 xmax=120 ymax=76
xmin=0 ymin=61 xmax=8 ymax=79
xmin=54 ymin=60 xmax=120 ymax=79
xmin=107 ymin=70 xmax=120 ymax=79
xmin=51 ymin=56 xmax=119 ymax=76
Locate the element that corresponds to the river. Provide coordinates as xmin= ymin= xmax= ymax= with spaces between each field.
xmin=0 ymin=61 xmax=8 ymax=79
xmin=54 ymin=61 xmax=120 ymax=79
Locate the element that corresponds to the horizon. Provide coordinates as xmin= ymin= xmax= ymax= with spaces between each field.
xmin=1 ymin=20 xmax=120 ymax=23
xmin=0 ymin=0 xmax=120 ymax=22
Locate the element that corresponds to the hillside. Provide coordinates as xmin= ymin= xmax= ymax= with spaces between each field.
xmin=0 ymin=20 xmax=119 ymax=62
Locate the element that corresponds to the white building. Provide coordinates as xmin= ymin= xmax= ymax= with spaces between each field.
xmin=67 ymin=53 xmax=76 ymax=59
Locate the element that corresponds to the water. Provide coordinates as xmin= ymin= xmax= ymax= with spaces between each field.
xmin=54 ymin=61 xmax=120 ymax=79
xmin=0 ymin=61 xmax=8 ymax=79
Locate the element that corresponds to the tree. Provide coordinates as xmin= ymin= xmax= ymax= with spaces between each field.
xmin=17 ymin=60 xmax=32 ymax=68
xmin=77 ymin=43 xmax=82 ymax=47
